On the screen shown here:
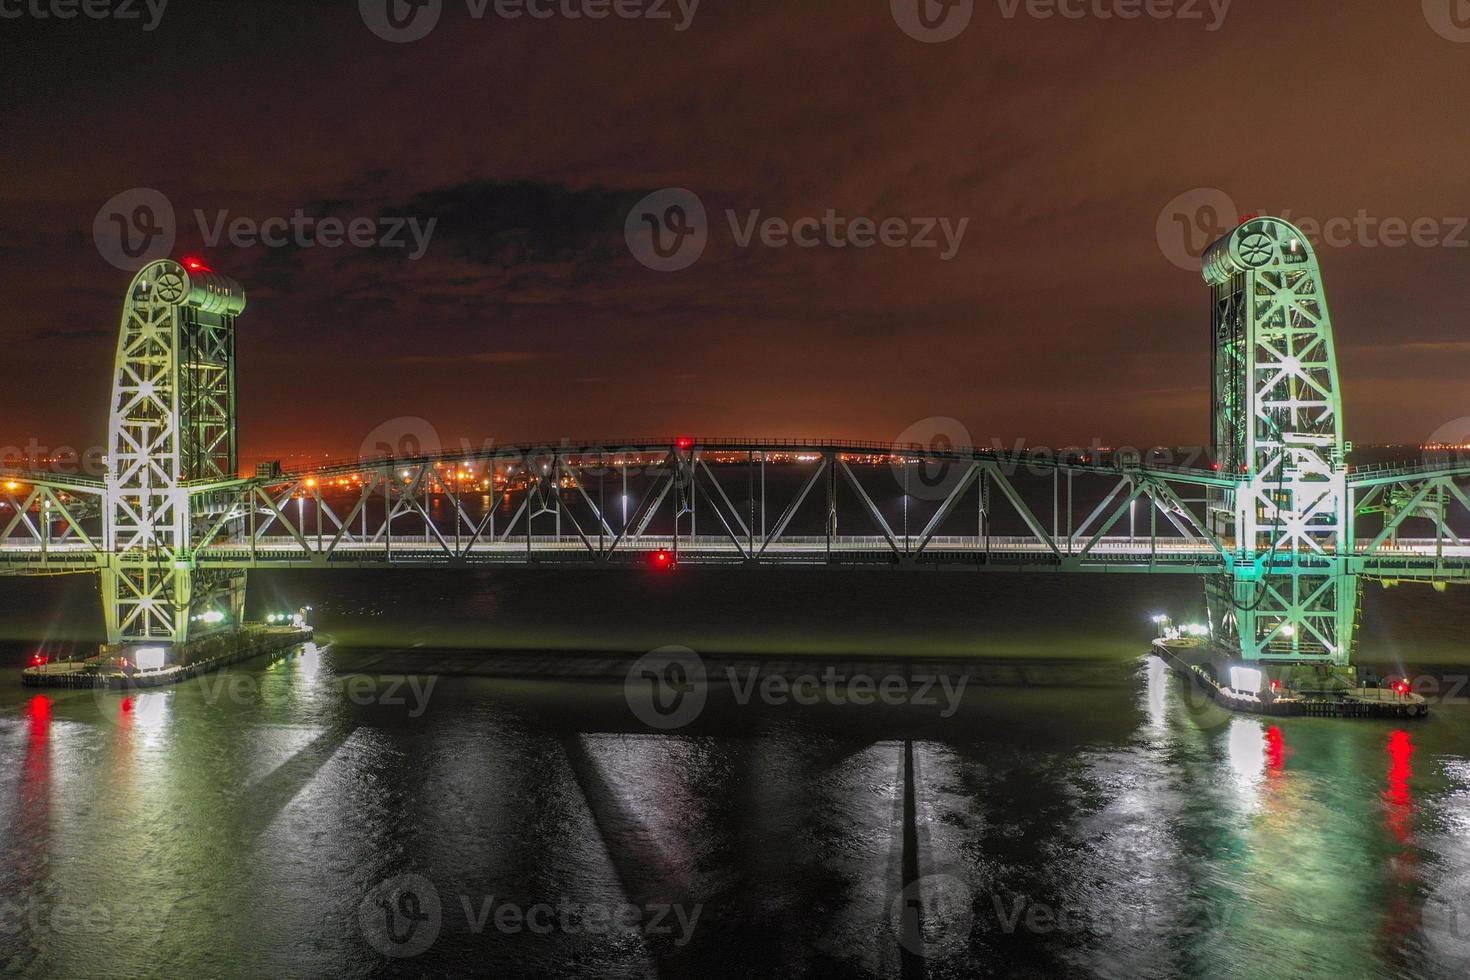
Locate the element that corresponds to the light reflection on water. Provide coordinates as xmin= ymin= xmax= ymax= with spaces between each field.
xmin=1 ymin=651 xmax=1470 ymax=976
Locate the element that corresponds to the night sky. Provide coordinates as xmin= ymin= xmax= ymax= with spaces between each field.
xmin=2 ymin=1 xmax=1468 ymax=465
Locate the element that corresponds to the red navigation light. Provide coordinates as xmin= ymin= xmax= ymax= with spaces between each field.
xmin=675 ymin=436 xmax=694 ymax=451
xmin=30 ymin=654 xmax=47 ymax=666
xmin=1211 ymin=462 xmax=1221 ymax=471
xmin=650 ymin=549 xmax=675 ymax=569
xmin=182 ymin=256 xmax=212 ymax=273
xmin=1392 ymin=679 xmax=1411 ymax=697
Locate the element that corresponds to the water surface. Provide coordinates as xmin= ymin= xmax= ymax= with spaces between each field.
xmin=1 ymin=571 xmax=1468 ymax=978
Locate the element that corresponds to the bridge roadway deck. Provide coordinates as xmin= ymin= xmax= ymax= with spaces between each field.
xmin=3 ymin=536 xmax=1468 ymax=581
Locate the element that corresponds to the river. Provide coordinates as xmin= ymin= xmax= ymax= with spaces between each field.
xmin=1 ymin=568 xmax=1468 ymax=977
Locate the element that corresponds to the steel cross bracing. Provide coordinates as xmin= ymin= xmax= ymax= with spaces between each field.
xmin=129 ymin=449 xmax=1260 ymax=572
xmin=1201 ymin=216 xmax=1401 ymax=664
xmin=2 ymin=220 xmax=1469 ymax=664
xmin=100 ymin=259 xmax=247 ymax=646
xmin=6 ymin=447 xmax=1469 ymax=579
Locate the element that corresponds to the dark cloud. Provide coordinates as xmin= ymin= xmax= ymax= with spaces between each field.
xmin=31 ymin=328 xmax=111 ymax=342
xmin=395 ymin=180 xmax=637 ymax=268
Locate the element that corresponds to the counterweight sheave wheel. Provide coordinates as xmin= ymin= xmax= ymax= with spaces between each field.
xmin=1238 ymin=232 xmax=1274 ymax=267
xmin=154 ymin=270 xmax=186 ymax=303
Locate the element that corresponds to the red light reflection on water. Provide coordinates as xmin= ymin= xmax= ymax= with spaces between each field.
xmin=22 ymin=695 xmax=52 ymax=816
xmin=1265 ymin=725 xmax=1285 ymax=772
xmin=26 ymin=696 xmax=51 ymax=743
xmin=1378 ymin=729 xmax=1422 ymax=958
xmin=1384 ymin=730 xmax=1414 ymax=844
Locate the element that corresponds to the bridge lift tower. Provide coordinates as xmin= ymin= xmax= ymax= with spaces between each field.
xmin=101 ymin=258 xmax=248 ymax=650
xmin=1202 ymin=217 xmax=1356 ymax=667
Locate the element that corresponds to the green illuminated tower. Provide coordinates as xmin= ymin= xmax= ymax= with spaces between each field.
xmin=101 ymin=259 xmax=248 ymax=650
xmin=1202 ymin=217 xmax=1356 ymax=665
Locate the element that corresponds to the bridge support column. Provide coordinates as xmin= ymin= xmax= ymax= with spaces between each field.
xmin=1208 ymin=564 xmax=1357 ymax=667
xmin=101 ymin=258 xmax=249 ymax=661
xmin=100 ymin=559 xmax=247 ymax=651
xmin=1202 ymin=216 xmax=1356 ymax=668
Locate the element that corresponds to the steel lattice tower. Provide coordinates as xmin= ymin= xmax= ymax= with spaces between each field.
xmin=1202 ymin=217 xmax=1356 ymax=665
xmin=101 ymin=259 xmax=248 ymax=647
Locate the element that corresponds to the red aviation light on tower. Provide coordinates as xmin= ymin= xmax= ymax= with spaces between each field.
xmin=675 ymin=436 xmax=695 ymax=452
xmin=182 ymin=256 xmax=213 ymax=273
xmin=649 ymin=549 xmax=675 ymax=570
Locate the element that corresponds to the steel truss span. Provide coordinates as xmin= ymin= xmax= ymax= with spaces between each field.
xmin=2 ymin=220 xmax=1469 ymax=665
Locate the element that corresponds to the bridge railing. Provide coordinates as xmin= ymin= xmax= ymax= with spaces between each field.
xmin=221 ymin=532 xmax=1223 ymax=553
xmin=1349 ymin=456 xmax=1470 ymax=481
